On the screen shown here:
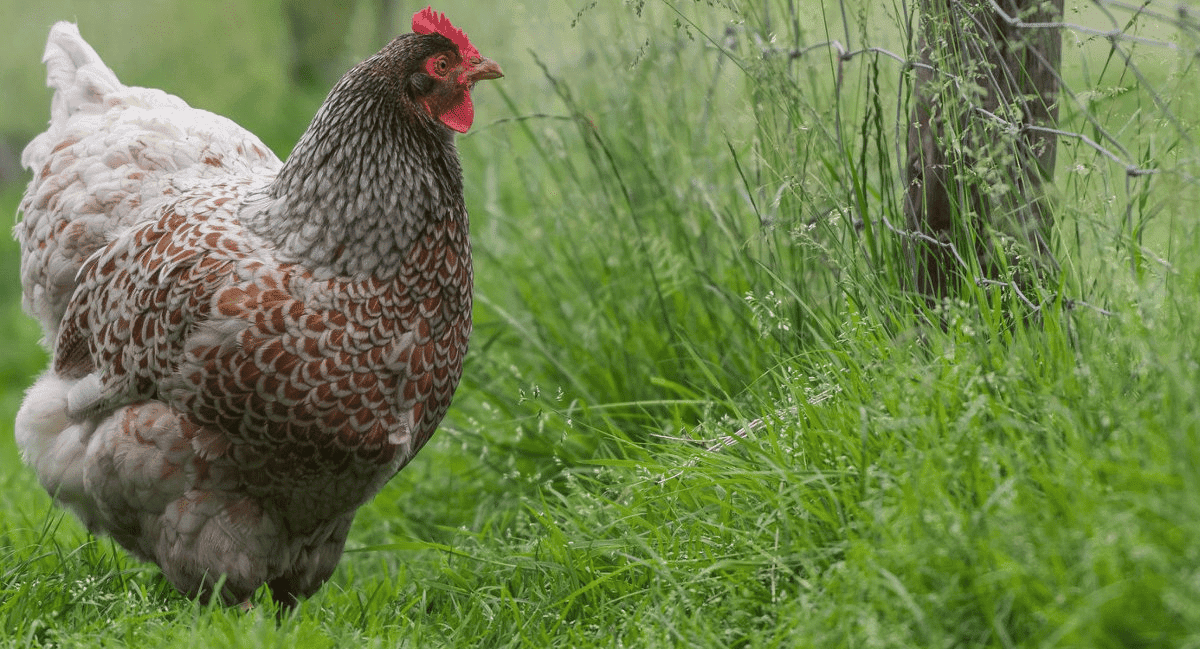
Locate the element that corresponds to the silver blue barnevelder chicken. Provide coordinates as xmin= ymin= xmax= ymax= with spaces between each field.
xmin=15 ymin=6 xmax=501 ymax=605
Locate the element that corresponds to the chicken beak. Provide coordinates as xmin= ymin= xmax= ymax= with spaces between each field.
xmin=467 ymin=57 xmax=503 ymax=83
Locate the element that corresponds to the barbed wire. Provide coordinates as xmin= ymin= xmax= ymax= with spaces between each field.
xmin=758 ymin=32 xmax=1186 ymax=180
xmin=988 ymin=0 xmax=1191 ymax=49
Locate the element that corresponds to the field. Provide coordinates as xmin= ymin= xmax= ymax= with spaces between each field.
xmin=1 ymin=0 xmax=1199 ymax=647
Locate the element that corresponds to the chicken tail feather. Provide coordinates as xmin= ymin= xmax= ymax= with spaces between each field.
xmin=42 ymin=22 xmax=122 ymax=127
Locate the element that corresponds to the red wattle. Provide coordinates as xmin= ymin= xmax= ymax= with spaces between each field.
xmin=438 ymin=93 xmax=474 ymax=133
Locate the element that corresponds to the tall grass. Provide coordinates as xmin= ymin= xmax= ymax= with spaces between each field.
xmin=1 ymin=0 xmax=1198 ymax=647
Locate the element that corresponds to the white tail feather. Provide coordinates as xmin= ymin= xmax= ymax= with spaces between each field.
xmin=21 ymin=22 xmax=123 ymax=174
xmin=43 ymin=22 xmax=122 ymax=126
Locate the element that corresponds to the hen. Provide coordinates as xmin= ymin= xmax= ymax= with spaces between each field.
xmin=14 ymin=7 xmax=501 ymax=605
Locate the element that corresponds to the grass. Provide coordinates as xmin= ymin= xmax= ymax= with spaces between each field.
xmin=2 ymin=0 xmax=1199 ymax=647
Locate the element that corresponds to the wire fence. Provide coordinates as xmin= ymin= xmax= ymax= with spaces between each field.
xmin=728 ymin=0 xmax=1199 ymax=315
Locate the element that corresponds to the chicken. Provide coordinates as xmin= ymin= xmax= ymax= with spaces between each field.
xmin=13 ymin=7 xmax=502 ymax=605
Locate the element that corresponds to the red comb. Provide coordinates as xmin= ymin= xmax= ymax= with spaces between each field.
xmin=412 ymin=7 xmax=480 ymax=61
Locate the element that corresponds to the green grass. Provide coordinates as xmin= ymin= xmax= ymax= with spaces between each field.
xmin=2 ymin=0 xmax=1199 ymax=647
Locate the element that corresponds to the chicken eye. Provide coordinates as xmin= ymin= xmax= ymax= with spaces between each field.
xmin=433 ymin=57 xmax=449 ymax=76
